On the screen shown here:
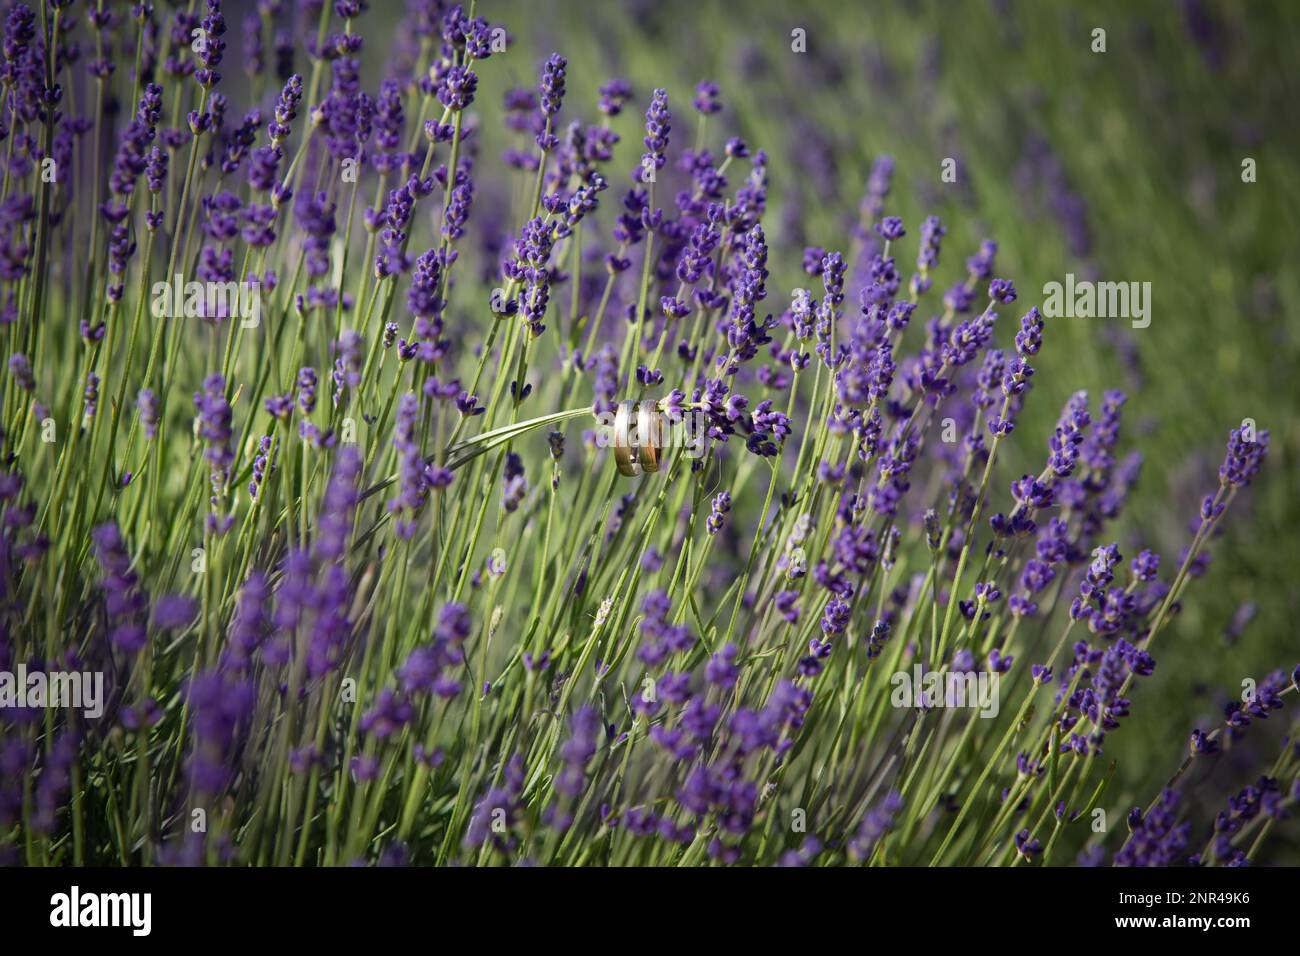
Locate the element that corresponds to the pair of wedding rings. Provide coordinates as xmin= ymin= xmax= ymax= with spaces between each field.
xmin=613 ymin=400 xmax=665 ymax=477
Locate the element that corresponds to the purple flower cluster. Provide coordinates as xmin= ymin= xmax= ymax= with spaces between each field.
xmin=1115 ymin=789 xmax=1190 ymax=867
xmin=398 ymin=603 xmax=473 ymax=700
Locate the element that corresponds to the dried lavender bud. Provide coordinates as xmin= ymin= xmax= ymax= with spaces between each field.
xmin=437 ymin=63 xmax=477 ymax=112
xmin=193 ymin=373 xmax=233 ymax=484
xmin=706 ymin=491 xmax=730 ymax=535
xmin=7 ymin=352 xmax=33 ymax=391
xmin=136 ymin=388 xmax=159 ymax=439
xmin=640 ymin=88 xmax=670 ymax=177
xmin=598 ymin=78 xmax=632 ymax=116
xmin=692 ymin=80 xmax=721 ymax=115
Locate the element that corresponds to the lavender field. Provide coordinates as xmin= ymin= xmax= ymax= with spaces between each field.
xmin=0 ymin=0 xmax=1297 ymax=870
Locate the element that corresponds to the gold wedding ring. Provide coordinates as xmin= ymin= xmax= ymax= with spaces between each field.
xmin=614 ymin=400 xmax=640 ymax=476
xmin=637 ymin=400 xmax=663 ymax=472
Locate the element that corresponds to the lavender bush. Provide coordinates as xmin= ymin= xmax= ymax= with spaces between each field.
xmin=0 ymin=0 xmax=1294 ymax=867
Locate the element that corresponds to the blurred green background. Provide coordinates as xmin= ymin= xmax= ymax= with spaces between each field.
xmin=465 ymin=0 xmax=1300 ymax=835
